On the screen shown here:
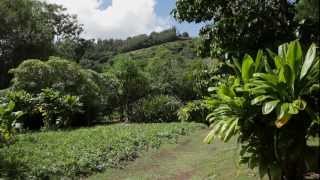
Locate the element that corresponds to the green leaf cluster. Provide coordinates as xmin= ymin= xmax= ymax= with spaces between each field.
xmin=204 ymin=40 xmax=319 ymax=179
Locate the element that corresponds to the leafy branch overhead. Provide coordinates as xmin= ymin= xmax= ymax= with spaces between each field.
xmin=173 ymin=0 xmax=319 ymax=58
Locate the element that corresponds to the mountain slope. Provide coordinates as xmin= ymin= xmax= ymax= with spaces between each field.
xmin=108 ymin=39 xmax=202 ymax=65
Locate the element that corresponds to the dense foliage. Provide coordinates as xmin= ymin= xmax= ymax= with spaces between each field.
xmin=102 ymin=40 xmax=221 ymax=122
xmin=0 ymin=0 xmax=82 ymax=88
xmin=172 ymin=0 xmax=319 ymax=58
xmin=0 ymin=100 xmax=23 ymax=146
xmin=295 ymin=0 xmax=320 ymax=44
xmin=2 ymin=40 xmax=212 ymax=127
xmin=106 ymin=58 xmax=150 ymax=122
xmin=131 ymin=95 xmax=182 ymax=123
xmin=7 ymin=57 xmax=117 ymax=128
xmin=0 ymin=123 xmax=204 ymax=179
xmin=202 ymin=41 xmax=319 ymax=179
xmin=4 ymin=89 xmax=84 ymax=130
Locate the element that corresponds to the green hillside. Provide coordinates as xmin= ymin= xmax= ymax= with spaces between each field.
xmin=103 ymin=39 xmax=219 ymax=105
xmin=110 ymin=39 xmax=200 ymax=64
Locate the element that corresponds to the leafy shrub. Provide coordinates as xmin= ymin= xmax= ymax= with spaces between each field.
xmin=10 ymin=57 xmax=99 ymax=98
xmin=0 ymin=123 xmax=204 ymax=178
xmin=0 ymin=100 xmax=23 ymax=146
xmin=35 ymin=89 xmax=83 ymax=129
xmin=131 ymin=95 xmax=182 ymax=123
xmin=5 ymin=90 xmax=42 ymax=129
xmin=177 ymin=99 xmax=214 ymax=125
xmin=4 ymin=89 xmax=83 ymax=130
xmin=204 ymin=41 xmax=319 ymax=179
xmin=9 ymin=57 xmax=116 ymax=124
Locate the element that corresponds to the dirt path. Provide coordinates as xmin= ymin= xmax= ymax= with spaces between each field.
xmin=89 ymin=129 xmax=258 ymax=180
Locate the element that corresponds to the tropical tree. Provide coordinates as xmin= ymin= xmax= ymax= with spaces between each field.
xmin=173 ymin=0 xmax=319 ymax=59
xmin=0 ymin=0 xmax=82 ymax=89
xmin=106 ymin=58 xmax=150 ymax=121
xmin=204 ymin=41 xmax=319 ymax=179
xmin=9 ymin=57 xmax=117 ymax=125
xmin=172 ymin=0 xmax=297 ymax=58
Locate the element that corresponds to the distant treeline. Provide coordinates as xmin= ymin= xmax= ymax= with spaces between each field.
xmin=55 ymin=28 xmax=190 ymax=70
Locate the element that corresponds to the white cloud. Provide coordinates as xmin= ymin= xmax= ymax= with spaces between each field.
xmin=43 ymin=0 xmax=170 ymax=39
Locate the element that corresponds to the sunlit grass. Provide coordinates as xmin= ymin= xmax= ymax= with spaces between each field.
xmin=0 ymin=123 xmax=204 ymax=179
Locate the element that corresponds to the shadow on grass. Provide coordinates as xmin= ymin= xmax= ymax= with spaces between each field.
xmin=0 ymin=153 xmax=29 ymax=179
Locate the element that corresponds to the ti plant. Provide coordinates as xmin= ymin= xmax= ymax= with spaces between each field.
xmin=204 ymin=40 xmax=319 ymax=180
xmin=248 ymin=41 xmax=319 ymax=129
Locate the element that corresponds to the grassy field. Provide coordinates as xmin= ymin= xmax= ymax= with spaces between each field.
xmin=0 ymin=123 xmax=204 ymax=179
xmin=90 ymin=129 xmax=259 ymax=180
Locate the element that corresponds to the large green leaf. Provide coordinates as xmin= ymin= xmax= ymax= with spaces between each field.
xmin=275 ymin=103 xmax=291 ymax=128
xmin=223 ymin=118 xmax=239 ymax=142
xmin=232 ymin=57 xmax=242 ymax=74
xmin=276 ymin=103 xmax=290 ymax=120
xmin=274 ymin=56 xmax=283 ymax=70
xmin=253 ymin=73 xmax=278 ymax=85
xmin=293 ymin=99 xmax=307 ymax=110
xmin=5 ymin=101 xmax=15 ymax=113
xmin=254 ymin=50 xmax=263 ymax=72
xmin=300 ymin=43 xmax=317 ymax=80
xmin=286 ymin=40 xmax=302 ymax=78
xmin=251 ymin=95 xmax=274 ymax=105
xmin=241 ymin=54 xmax=254 ymax=83
xmin=217 ymin=85 xmax=235 ymax=100
xmin=204 ymin=120 xmax=224 ymax=143
xmin=266 ymin=48 xmax=277 ymax=59
xmin=204 ymin=117 xmax=238 ymax=143
xmin=263 ymin=57 xmax=272 ymax=72
xmin=279 ymin=64 xmax=294 ymax=91
xmin=262 ymin=100 xmax=280 ymax=114
xmin=278 ymin=42 xmax=289 ymax=59
xmin=288 ymin=103 xmax=299 ymax=114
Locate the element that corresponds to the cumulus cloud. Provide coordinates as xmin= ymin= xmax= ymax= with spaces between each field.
xmin=43 ymin=0 xmax=170 ymax=39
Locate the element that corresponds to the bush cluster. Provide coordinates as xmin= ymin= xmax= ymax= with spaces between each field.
xmin=131 ymin=95 xmax=182 ymax=123
xmin=5 ymin=89 xmax=83 ymax=130
xmin=7 ymin=57 xmax=118 ymax=129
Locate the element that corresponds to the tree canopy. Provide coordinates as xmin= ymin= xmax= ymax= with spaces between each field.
xmin=0 ymin=0 xmax=82 ymax=88
xmin=172 ymin=0 xmax=318 ymax=58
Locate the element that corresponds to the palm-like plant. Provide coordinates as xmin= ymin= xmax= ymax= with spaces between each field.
xmin=204 ymin=49 xmax=270 ymax=144
xmin=205 ymin=40 xmax=319 ymax=179
xmin=204 ymin=77 xmax=246 ymax=143
xmin=248 ymin=41 xmax=319 ymax=129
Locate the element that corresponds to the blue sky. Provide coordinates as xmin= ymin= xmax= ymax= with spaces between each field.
xmin=99 ymin=0 xmax=202 ymax=37
xmin=44 ymin=0 xmax=203 ymax=39
xmin=154 ymin=0 xmax=202 ymax=37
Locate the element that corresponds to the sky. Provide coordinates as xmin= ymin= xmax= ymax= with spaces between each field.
xmin=43 ymin=0 xmax=203 ymax=39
